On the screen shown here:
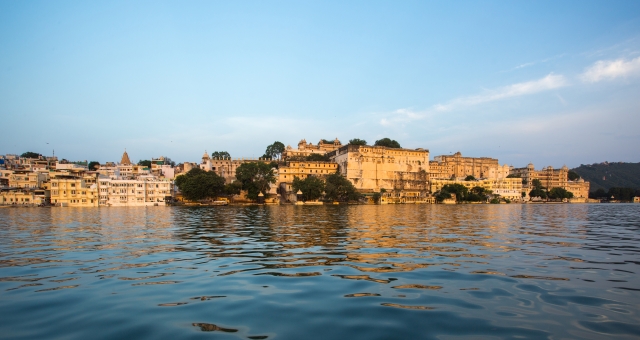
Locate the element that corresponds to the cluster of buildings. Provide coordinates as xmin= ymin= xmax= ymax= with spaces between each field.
xmin=0 ymin=138 xmax=592 ymax=206
xmin=1 ymin=152 xmax=174 ymax=207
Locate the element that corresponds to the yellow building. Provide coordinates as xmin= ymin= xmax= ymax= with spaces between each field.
xmin=8 ymin=170 xmax=48 ymax=189
xmin=328 ymin=144 xmax=430 ymax=193
xmin=510 ymin=163 xmax=590 ymax=200
xmin=431 ymin=152 xmax=510 ymax=179
xmin=0 ymin=188 xmax=49 ymax=205
xmin=277 ymin=161 xmax=339 ymax=202
xmin=50 ymin=175 xmax=99 ymax=207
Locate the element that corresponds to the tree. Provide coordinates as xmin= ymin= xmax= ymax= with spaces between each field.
xmin=211 ymin=151 xmax=231 ymax=159
xmin=262 ymin=141 xmax=285 ymax=160
xmin=567 ymin=170 xmax=580 ymax=181
xmin=88 ymin=161 xmax=100 ymax=171
xmin=589 ymin=188 xmax=607 ymax=199
xmin=348 ymin=138 xmax=367 ymax=146
xmin=306 ymin=153 xmax=329 ymax=161
xmin=175 ymin=168 xmax=226 ymax=201
xmin=467 ymin=186 xmax=491 ymax=202
xmin=548 ymin=187 xmax=574 ymax=200
xmin=138 ymin=160 xmax=152 ymax=167
xmin=21 ymin=152 xmax=40 ymax=158
xmin=374 ymin=138 xmax=401 ymax=148
xmin=224 ymin=181 xmax=242 ymax=196
xmin=436 ymin=183 xmax=468 ymax=203
xmin=608 ymin=187 xmax=635 ymax=201
xmin=372 ymin=192 xmax=381 ymax=203
xmin=235 ymin=162 xmax=276 ymax=200
xmin=506 ymin=174 xmax=520 ymax=178
xmin=465 ymin=175 xmax=476 ymax=181
xmin=532 ymin=179 xmax=544 ymax=190
xmin=292 ymin=175 xmax=325 ymax=201
xmin=325 ymin=173 xmax=360 ymax=202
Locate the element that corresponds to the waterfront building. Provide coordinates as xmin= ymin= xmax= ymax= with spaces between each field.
xmin=430 ymin=177 xmax=524 ymax=201
xmin=198 ymin=151 xmax=271 ymax=183
xmin=510 ymin=163 xmax=590 ymax=200
xmin=98 ymin=175 xmax=173 ymax=206
xmin=50 ymin=174 xmax=99 ymax=207
xmin=0 ymin=187 xmax=49 ymax=205
xmin=277 ymin=161 xmax=339 ymax=202
xmin=430 ymin=152 xmax=511 ymax=180
xmin=282 ymin=138 xmax=342 ymax=160
xmin=328 ymin=144 xmax=430 ymax=194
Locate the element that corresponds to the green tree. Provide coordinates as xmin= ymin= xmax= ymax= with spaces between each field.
xmin=348 ymin=138 xmax=367 ymax=146
xmin=235 ymin=162 xmax=277 ymax=200
xmin=589 ymin=188 xmax=607 ymax=199
xmin=138 ymin=160 xmax=152 ymax=167
xmin=567 ymin=170 xmax=580 ymax=181
xmin=224 ymin=181 xmax=242 ymax=196
xmin=292 ymin=175 xmax=325 ymax=201
xmin=465 ymin=175 xmax=476 ymax=181
xmin=374 ymin=138 xmax=401 ymax=148
xmin=436 ymin=183 xmax=468 ymax=203
xmin=88 ymin=161 xmax=100 ymax=171
xmin=21 ymin=151 xmax=40 ymax=158
xmin=532 ymin=179 xmax=544 ymax=189
xmin=306 ymin=153 xmax=329 ymax=161
xmin=175 ymin=168 xmax=226 ymax=201
xmin=372 ymin=192 xmax=381 ymax=203
xmin=211 ymin=151 xmax=231 ymax=159
xmin=263 ymin=141 xmax=285 ymax=160
xmin=324 ymin=173 xmax=360 ymax=202
xmin=467 ymin=186 xmax=490 ymax=202
xmin=608 ymin=187 xmax=635 ymax=201
xmin=548 ymin=187 xmax=574 ymax=199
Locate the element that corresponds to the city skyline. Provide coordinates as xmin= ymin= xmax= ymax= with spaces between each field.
xmin=2 ymin=1 xmax=640 ymax=167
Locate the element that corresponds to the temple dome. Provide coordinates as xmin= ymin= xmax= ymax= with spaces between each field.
xmin=120 ymin=150 xmax=132 ymax=165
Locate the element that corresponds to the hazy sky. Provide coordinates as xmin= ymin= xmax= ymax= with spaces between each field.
xmin=2 ymin=1 xmax=640 ymax=167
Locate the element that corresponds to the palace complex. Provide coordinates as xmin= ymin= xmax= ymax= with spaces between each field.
xmin=0 ymin=138 xmax=597 ymax=206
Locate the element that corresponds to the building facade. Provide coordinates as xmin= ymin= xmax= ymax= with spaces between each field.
xmin=431 ymin=152 xmax=510 ymax=179
xmin=282 ymin=138 xmax=342 ymax=160
xmin=510 ymin=163 xmax=590 ymax=200
xmin=328 ymin=144 xmax=430 ymax=193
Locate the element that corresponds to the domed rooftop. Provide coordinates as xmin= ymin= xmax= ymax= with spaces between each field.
xmin=120 ymin=150 xmax=132 ymax=165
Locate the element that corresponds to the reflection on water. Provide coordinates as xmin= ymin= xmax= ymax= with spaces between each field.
xmin=1 ymin=204 xmax=639 ymax=339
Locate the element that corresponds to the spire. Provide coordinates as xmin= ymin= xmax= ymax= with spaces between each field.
xmin=120 ymin=149 xmax=132 ymax=165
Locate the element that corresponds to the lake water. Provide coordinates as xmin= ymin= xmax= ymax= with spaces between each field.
xmin=1 ymin=204 xmax=639 ymax=339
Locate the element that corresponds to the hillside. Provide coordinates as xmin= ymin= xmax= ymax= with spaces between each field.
xmin=572 ymin=162 xmax=640 ymax=192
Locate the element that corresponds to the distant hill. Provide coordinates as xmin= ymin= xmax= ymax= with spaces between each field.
xmin=572 ymin=162 xmax=640 ymax=192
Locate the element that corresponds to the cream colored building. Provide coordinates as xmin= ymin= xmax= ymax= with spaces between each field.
xmin=328 ymin=144 xmax=430 ymax=193
xmin=430 ymin=177 xmax=523 ymax=201
xmin=510 ymin=163 xmax=590 ymax=200
xmin=98 ymin=175 xmax=174 ymax=206
xmin=431 ymin=152 xmax=510 ymax=179
xmin=282 ymin=138 xmax=342 ymax=160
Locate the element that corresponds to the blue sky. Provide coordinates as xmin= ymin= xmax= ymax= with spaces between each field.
xmin=2 ymin=0 xmax=640 ymax=168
